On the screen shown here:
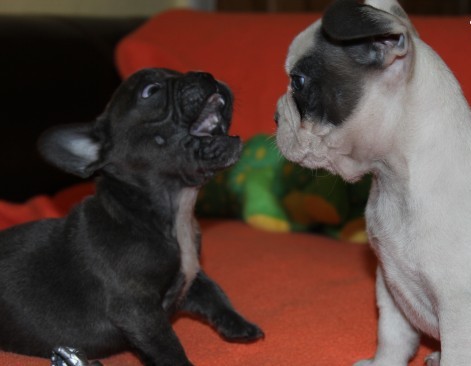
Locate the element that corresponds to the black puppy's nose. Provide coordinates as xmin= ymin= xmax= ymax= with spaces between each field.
xmin=274 ymin=111 xmax=280 ymax=126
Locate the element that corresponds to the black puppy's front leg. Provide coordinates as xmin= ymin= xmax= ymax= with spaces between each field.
xmin=181 ymin=271 xmax=264 ymax=342
xmin=109 ymin=296 xmax=193 ymax=366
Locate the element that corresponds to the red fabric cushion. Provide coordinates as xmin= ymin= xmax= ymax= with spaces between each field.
xmin=116 ymin=10 xmax=471 ymax=140
xmin=0 ymin=183 xmax=95 ymax=230
xmin=0 ymin=196 xmax=437 ymax=365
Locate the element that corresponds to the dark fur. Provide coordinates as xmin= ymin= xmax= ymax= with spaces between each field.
xmin=0 ymin=68 xmax=263 ymax=366
xmin=289 ymin=31 xmax=365 ymax=126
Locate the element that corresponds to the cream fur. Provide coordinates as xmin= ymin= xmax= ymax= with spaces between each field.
xmin=276 ymin=1 xmax=471 ymax=365
xmin=175 ymin=187 xmax=201 ymax=300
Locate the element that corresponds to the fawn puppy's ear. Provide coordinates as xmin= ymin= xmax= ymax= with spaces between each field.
xmin=322 ymin=0 xmax=411 ymax=68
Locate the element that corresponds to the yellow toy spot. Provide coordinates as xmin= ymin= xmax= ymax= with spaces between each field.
xmin=340 ymin=218 xmax=368 ymax=244
xmin=236 ymin=173 xmax=246 ymax=184
xmin=304 ymin=195 xmax=341 ymax=225
xmin=255 ymin=147 xmax=266 ymax=160
xmin=247 ymin=215 xmax=290 ymax=232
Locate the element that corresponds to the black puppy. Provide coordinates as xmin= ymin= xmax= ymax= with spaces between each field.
xmin=0 ymin=68 xmax=263 ymax=366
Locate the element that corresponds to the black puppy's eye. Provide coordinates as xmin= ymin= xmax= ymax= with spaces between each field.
xmin=141 ymin=83 xmax=161 ymax=99
xmin=290 ymin=74 xmax=305 ymax=92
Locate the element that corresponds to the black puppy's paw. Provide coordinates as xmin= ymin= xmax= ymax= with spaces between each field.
xmin=215 ymin=310 xmax=264 ymax=343
xmin=51 ymin=346 xmax=103 ymax=366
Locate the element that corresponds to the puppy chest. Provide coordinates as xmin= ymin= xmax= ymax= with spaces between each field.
xmin=174 ymin=188 xmax=201 ymax=294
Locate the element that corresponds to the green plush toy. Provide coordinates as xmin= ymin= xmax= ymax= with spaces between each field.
xmin=196 ymin=134 xmax=371 ymax=243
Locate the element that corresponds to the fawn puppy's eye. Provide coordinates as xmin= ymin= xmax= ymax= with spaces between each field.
xmin=290 ymin=74 xmax=305 ymax=92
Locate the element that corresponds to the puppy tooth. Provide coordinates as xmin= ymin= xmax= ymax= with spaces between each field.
xmin=208 ymin=93 xmax=225 ymax=106
xmin=209 ymin=114 xmax=219 ymax=124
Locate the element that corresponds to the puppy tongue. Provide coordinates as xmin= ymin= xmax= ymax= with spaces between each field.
xmin=190 ymin=93 xmax=226 ymax=137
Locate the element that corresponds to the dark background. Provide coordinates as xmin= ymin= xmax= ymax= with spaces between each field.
xmin=217 ymin=0 xmax=471 ymax=14
xmin=0 ymin=16 xmax=143 ymax=202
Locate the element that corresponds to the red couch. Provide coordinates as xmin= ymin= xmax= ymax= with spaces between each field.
xmin=1 ymin=9 xmax=470 ymax=366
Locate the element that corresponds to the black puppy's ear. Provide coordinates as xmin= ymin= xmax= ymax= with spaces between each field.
xmin=322 ymin=0 xmax=410 ymax=67
xmin=38 ymin=123 xmax=102 ymax=178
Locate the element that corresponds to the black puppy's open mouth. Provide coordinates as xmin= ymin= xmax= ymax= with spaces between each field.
xmin=190 ymin=93 xmax=228 ymax=137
